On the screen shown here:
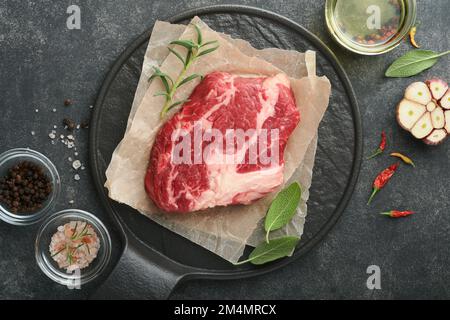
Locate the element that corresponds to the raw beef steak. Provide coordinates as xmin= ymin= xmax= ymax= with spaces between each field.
xmin=145 ymin=71 xmax=300 ymax=213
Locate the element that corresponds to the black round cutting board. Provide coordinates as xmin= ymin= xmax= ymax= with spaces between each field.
xmin=89 ymin=5 xmax=362 ymax=299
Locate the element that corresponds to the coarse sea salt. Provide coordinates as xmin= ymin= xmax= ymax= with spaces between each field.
xmin=72 ymin=160 xmax=82 ymax=170
xmin=49 ymin=221 xmax=100 ymax=271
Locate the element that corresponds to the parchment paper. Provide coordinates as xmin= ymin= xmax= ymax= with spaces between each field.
xmin=105 ymin=18 xmax=331 ymax=263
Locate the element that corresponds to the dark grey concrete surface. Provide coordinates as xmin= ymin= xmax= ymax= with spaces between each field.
xmin=0 ymin=0 xmax=449 ymax=299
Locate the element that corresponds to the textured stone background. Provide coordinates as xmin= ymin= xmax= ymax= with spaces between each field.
xmin=0 ymin=0 xmax=449 ymax=299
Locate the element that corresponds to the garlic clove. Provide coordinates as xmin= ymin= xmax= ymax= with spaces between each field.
xmin=396 ymin=99 xmax=426 ymax=131
xmin=426 ymin=101 xmax=437 ymax=112
xmin=405 ymin=82 xmax=432 ymax=105
xmin=445 ymin=110 xmax=450 ymax=133
xmin=431 ymin=107 xmax=445 ymax=129
xmin=426 ymin=78 xmax=448 ymax=101
xmin=411 ymin=112 xmax=433 ymax=139
xmin=440 ymin=89 xmax=450 ymax=110
xmin=423 ymin=129 xmax=448 ymax=145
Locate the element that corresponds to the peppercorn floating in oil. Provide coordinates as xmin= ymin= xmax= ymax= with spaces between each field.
xmin=0 ymin=161 xmax=53 ymax=213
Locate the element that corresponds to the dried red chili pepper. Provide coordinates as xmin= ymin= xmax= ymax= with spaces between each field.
xmin=380 ymin=210 xmax=414 ymax=218
xmin=367 ymin=131 xmax=387 ymax=159
xmin=367 ymin=163 xmax=399 ymax=205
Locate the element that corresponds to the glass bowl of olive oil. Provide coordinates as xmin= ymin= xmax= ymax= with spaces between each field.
xmin=325 ymin=0 xmax=416 ymax=55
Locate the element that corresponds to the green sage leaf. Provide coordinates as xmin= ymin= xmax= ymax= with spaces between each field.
xmin=264 ymin=182 xmax=301 ymax=242
xmin=234 ymin=236 xmax=300 ymax=265
xmin=385 ymin=50 xmax=450 ymax=78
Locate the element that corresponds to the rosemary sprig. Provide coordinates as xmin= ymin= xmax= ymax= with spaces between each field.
xmin=51 ymin=244 xmax=67 ymax=258
xmin=67 ymin=251 xmax=73 ymax=265
xmin=51 ymin=222 xmax=94 ymax=268
xmin=71 ymin=221 xmax=78 ymax=238
xmin=71 ymin=222 xmax=89 ymax=241
xmin=149 ymin=23 xmax=219 ymax=118
xmin=66 ymin=243 xmax=86 ymax=265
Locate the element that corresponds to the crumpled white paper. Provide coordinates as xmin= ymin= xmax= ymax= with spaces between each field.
xmin=105 ymin=17 xmax=331 ymax=263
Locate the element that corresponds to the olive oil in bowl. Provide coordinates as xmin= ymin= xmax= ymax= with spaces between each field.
xmin=325 ymin=0 xmax=416 ymax=55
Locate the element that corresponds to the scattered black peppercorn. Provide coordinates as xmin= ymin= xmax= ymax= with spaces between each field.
xmin=0 ymin=161 xmax=52 ymax=213
xmin=80 ymin=119 xmax=90 ymax=129
xmin=63 ymin=118 xmax=76 ymax=131
xmin=64 ymin=99 xmax=72 ymax=106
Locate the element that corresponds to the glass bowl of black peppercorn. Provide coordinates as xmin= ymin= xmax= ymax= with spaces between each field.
xmin=0 ymin=148 xmax=61 ymax=225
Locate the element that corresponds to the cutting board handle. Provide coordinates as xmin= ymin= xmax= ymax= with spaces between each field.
xmin=90 ymin=234 xmax=187 ymax=300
